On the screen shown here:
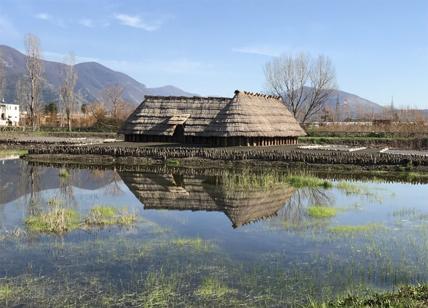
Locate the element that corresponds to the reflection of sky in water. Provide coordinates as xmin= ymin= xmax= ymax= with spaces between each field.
xmin=1 ymin=159 xmax=428 ymax=304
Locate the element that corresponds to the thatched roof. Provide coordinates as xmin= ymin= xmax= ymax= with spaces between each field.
xmin=119 ymin=171 xmax=295 ymax=228
xmin=120 ymin=96 xmax=231 ymax=136
xmin=120 ymin=90 xmax=306 ymax=137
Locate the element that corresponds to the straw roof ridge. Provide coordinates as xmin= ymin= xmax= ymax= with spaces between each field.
xmin=143 ymin=95 xmax=232 ymax=100
xmin=234 ymin=89 xmax=281 ymax=100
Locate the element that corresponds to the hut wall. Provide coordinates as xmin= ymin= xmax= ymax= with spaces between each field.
xmin=124 ymin=134 xmax=299 ymax=146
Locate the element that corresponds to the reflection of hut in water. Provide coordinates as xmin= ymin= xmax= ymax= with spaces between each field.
xmin=119 ymin=172 xmax=295 ymax=228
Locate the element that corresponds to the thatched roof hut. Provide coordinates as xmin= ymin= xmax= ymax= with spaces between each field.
xmin=119 ymin=171 xmax=295 ymax=228
xmin=120 ymin=90 xmax=306 ymax=146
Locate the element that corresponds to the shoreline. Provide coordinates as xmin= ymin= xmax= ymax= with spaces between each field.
xmin=22 ymin=153 xmax=428 ymax=184
xmin=24 ymin=141 xmax=428 ymax=168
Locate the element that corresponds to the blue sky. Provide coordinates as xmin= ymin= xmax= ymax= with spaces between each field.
xmin=0 ymin=0 xmax=427 ymax=108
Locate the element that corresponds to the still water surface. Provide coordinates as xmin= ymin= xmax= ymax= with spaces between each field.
xmin=0 ymin=158 xmax=428 ymax=306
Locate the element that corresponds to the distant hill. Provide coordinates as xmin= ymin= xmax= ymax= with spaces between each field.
xmin=323 ymin=89 xmax=386 ymax=120
xmin=0 ymin=45 xmax=195 ymax=106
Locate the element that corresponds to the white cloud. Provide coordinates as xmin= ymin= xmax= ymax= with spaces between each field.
xmin=34 ymin=13 xmax=66 ymax=27
xmin=35 ymin=13 xmax=51 ymax=20
xmin=44 ymin=51 xmax=98 ymax=64
xmin=114 ymin=13 xmax=162 ymax=31
xmin=232 ymin=46 xmax=283 ymax=57
xmin=79 ymin=18 xmax=94 ymax=28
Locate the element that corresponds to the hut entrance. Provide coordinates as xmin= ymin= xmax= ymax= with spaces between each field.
xmin=173 ymin=124 xmax=185 ymax=143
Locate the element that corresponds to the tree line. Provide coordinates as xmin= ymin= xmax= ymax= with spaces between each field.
xmin=0 ymin=33 xmax=133 ymax=132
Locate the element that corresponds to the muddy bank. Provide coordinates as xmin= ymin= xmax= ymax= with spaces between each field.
xmin=25 ymin=142 xmax=428 ymax=168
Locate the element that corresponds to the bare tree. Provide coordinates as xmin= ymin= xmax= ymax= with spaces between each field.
xmin=87 ymin=99 xmax=107 ymax=124
xmin=15 ymin=77 xmax=31 ymax=128
xmin=59 ymin=53 xmax=78 ymax=131
xmin=101 ymin=84 xmax=125 ymax=121
xmin=25 ymin=33 xmax=44 ymax=131
xmin=264 ymin=53 xmax=337 ymax=123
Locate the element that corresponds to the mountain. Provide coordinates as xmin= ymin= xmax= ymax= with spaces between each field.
xmin=323 ymin=89 xmax=386 ymax=120
xmin=0 ymin=45 xmax=195 ymax=106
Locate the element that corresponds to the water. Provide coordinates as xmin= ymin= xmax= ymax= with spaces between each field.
xmin=0 ymin=158 xmax=428 ymax=306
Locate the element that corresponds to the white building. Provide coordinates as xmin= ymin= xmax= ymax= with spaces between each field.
xmin=0 ymin=99 xmax=20 ymax=126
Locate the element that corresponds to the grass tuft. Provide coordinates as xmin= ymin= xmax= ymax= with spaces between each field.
xmin=0 ymin=149 xmax=28 ymax=157
xmin=286 ymin=175 xmax=333 ymax=189
xmin=58 ymin=169 xmax=70 ymax=178
xmin=84 ymin=206 xmax=137 ymax=227
xmin=328 ymin=223 xmax=384 ymax=235
xmin=195 ymin=277 xmax=237 ymax=299
xmin=25 ymin=208 xmax=80 ymax=234
xmin=170 ymin=237 xmax=213 ymax=252
xmin=0 ymin=283 xmax=16 ymax=301
xmin=314 ymin=284 xmax=428 ymax=307
xmin=308 ymin=206 xmax=337 ymax=218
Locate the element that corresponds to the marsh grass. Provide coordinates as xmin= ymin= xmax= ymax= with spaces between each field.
xmin=25 ymin=204 xmax=137 ymax=234
xmin=286 ymin=175 xmax=333 ymax=189
xmin=308 ymin=206 xmax=338 ymax=218
xmin=166 ymin=159 xmax=180 ymax=167
xmin=313 ymin=284 xmax=428 ymax=307
xmin=0 ymin=149 xmax=28 ymax=157
xmin=25 ymin=208 xmax=80 ymax=234
xmin=170 ymin=237 xmax=213 ymax=252
xmin=58 ymin=169 xmax=70 ymax=178
xmin=137 ymin=271 xmax=177 ymax=307
xmin=335 ymin=181 xmax=368 ymax=195
xmin=0 ymin=283 xmax=15 ymax=301
xmin=403 ymin=172 xmax=428 ymax=181
xmin=328 ymin=224 xmax=384 ymax=235
xmin=84 ymin=206 xmax=137 ymax=227
xmin=220 ymin=170 xmax=289 ymax=191
xmin=219 ymin=170 xmax=333 ymax=191
xmin=195 ymin=277 xmax=237 ymax=299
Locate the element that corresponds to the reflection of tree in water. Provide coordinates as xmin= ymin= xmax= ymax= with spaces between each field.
xmin=58 ymin=168 xmax=78 ymax=209
xmin=19 ymin=163 xmax=43 ymax=216
xmin=278 ymin=187 xmax=333 ymax=226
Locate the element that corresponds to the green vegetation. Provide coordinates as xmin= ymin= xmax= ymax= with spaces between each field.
xmin=313 ymin=284 xmax=428 ymax=307
xmin=133 ymin=271 xmax=177 ymax=307
xmin=328 ymin=224 xmax=384 ymax=235
xmin=25 ymin=208 xmax=80 ymax=234
xmin=195 ymin=277 xmax=237 ymax=299
xmin=285 ymin=175 xmax=333 ymax=189
xmin=84 ymin=206 xmax=136 ymax=227
xmin=166 ymin=159 xmax=180 ymax=166
xmin=219 ymin=169 xmax=292 ymax=191
xmin=308 ymin=206 xmax=337 ymax=218
xmin=26 ymin=205 xmax=137 ymax=234
xmin=170 ymin=237 xmax=213 ymax=252
xmin=335 ymin=181 xmax=364 ymax=195
xmin=0 ymin=283 xmax=16 ymax=301
xmin=403 ymin=172 xmax=428 ymax=181
xmin=58 ymin=169 xmax=70 ymax=178
xmin=0 ymin=149 xmax=28 ymax=157
xmin=335 ymin=181 xmax=377 ymax=196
